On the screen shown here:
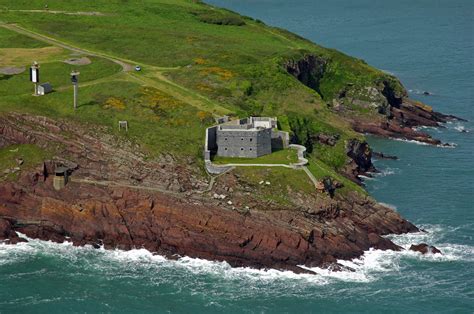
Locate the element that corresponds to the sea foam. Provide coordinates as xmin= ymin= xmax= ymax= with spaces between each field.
xmin=1 ymin=226 xmax=472 ymax=285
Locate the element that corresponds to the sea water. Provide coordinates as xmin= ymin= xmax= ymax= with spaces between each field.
xmin=1 ymin=0 xmax=473 ymax=312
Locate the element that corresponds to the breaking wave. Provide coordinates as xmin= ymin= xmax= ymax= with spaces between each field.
xmin=375 ymin=167 xmax=397 ymax=177
xmin=379 ymin=202 xmax=398 ymax=211
xmin=408 ymin=89 xmax=434 ymax=96
xmin=390 ymin=137 xmax=457 ymax=148
xmin=359 ymin=168 xmax=397 ymax=183
xmin=390 ymin=138 xmax=431 ymax=146
xmin=448 ymin=122 xmax=471 ymax=133
xmin=1 ymin=225 xmax=472 ymax=287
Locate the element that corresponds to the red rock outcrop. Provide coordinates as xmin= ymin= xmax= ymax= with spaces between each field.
xmin=410 ymin=243 xmax=442 ymax=255
xmin=0 ymin=168 xmax=417 ymax=273
xmin=0 ymin=112 xmax=421 ymax=273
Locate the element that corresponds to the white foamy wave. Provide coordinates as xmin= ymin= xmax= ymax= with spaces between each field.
xmin=0 ymin=235 xmax=329 ymax=285
xmin=387 ymin=225 xmax=474 ymax=262
xmin=381 ymin=69 xmax=395 ymax=75
xmin=390 ymin=137 xmax=457 ymax=148
xmin=390 ymin=137 xmax=431 ymax=146
xmin=436 ymin=143 xmax=457 ymax=148
xmin=374 ymin=167 xmax=397 ymax=177
xmin=359 ymin=168 xmax=396 ymax=182
xmin=453 ymin=124 xmax=470 ymax=133
xmin=2 ymin=226 xmax=472 ymax=286
xmin=302 ymin=249 xmax=404 ymax=283
xmin=379 ymin=202 xmax=398 ymax=211
xmin=358 ymin=174 xmax=376 ymax=181
xmin=408 ymin=89 xmax=434 ymax=96
xmin=413 ymin=125 xmax=442 ymax=133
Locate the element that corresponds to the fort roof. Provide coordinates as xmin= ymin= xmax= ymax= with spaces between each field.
xmin=218 ymin=116 xmax=276 ymax=132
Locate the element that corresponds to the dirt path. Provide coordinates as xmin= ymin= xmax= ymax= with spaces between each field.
xmin=0 ymin=23 xmax=230 ymax=115
xmin=70 ymin=177 xmax=181 ymax=195
xmin=6 ymin=10 xmax=107 ymax=16
xmin=0 ymin=23 xmax=133 ymax=72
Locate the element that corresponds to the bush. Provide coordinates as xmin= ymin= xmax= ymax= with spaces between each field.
xmin=196 ymin=12 xmax=246 ymax=26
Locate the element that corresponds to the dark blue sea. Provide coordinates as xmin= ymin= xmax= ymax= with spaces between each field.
xmin=1 ymin=0 xmax=473 ymax=312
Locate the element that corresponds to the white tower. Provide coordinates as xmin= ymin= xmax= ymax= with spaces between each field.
xmin=30 ymin=61 xmax=40 ymax=96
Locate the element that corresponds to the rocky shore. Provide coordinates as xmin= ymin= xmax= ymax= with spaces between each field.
xmin=0 ymin=111 xmax=439 ymax=273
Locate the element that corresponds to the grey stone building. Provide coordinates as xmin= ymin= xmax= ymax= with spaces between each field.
xmin=217 ymin=117 xmax=276 ymax=158
xmin=204 ymin=117 xmax=289 ymax=161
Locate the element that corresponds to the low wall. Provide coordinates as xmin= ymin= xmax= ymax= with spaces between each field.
xmin=271 ymin=131 xmax=290 ymax=150
xmin=204 ymin=126 xmax=218 ymax=161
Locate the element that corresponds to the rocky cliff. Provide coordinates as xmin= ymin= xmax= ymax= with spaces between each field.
xmin=0 ymin=113 xmax=419 ymax=273
xmin=286 ymin=54 xmax=460 ymax=146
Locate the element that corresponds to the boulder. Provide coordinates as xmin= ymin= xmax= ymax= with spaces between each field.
xmin=0 ymin=218 xmax=26 ymax=244
xmin=313 ymin=133 xmax=340 ymax=146
xmin=409 ymin=243 xmax=442 ymax=254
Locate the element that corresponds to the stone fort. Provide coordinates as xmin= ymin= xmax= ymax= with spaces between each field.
xmin=204 ymin=117 xmax=289 ymax=160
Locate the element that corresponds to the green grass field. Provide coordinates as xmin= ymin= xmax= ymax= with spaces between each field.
xmin=212 ymin=148 xmax=298 ymax=165
xmin=0 ymin=0 xmax=398 ymax=196
xmin=0 ymin=144 xmax=53 ymax=181
xmin=233 ymin=167 xmax=317 ymax=207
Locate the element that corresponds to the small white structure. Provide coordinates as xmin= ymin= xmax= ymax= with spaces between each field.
xmin=37 ymin=82 xmax=53 ymax=95
xmin=118 ymin=120 xmax=128 ymax=132
xmin=250 ymin=117 xmax=276 ymax=129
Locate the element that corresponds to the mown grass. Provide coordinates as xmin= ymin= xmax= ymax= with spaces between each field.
xmin=212 ymin=148 xmax=298 ymax=165
xmin=0 ymin=144 xmax=52 ymax=181
xmin=0 ymin=56 xmax=122 ymax=96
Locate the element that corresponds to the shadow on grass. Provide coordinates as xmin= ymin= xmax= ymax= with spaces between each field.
xmin=78 ymin=100 xmax=99 ymax=108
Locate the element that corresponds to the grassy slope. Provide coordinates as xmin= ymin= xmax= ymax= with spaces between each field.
xmin=0 ymin=144 xmax=53 ymax=181
xmin=0 ymin=0 xmax=398 ymax=196
xmin=212 ymin=148 xmax=298 ymax=165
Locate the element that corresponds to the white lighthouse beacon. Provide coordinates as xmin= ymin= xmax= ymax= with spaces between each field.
xmin=30 ymin=61 xmax=40 ymax=96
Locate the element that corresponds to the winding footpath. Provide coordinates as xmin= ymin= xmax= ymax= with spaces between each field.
xmin=206 ymin=144 xmax=319 ymax=188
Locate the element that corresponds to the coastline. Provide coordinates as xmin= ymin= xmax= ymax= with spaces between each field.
xmin=0 ymin=1 xmax=463 ymax=274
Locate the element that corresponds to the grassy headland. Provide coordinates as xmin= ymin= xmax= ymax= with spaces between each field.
xmin=0 ymin=0 xmax=406 ymax=197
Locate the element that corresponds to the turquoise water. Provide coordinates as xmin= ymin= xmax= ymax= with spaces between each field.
xmin=1 ymin=1 xmax=473 ymax=312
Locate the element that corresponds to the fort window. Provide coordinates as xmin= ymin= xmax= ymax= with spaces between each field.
xmin=224 ymin=148 xmax=228 ymax=150
xmin=249 ymin=138 xmax=253 ymax=142
xmin=225 ymin=138 xmax=228 ymax=141
xmin=241 ymin=138 xmax=244 ymax=141
xmin=240 ymin=147 xmax=244 ymax=151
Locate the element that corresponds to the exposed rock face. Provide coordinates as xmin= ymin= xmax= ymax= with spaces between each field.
xmin=341 ymin=80 xmax=460 ymax=145
xmin=313 ymin=133 xmax=339 ymax=146
xmin=0 ymin=113 xmax=206 ymax=193
xmin=0 ymin=218 xmax=26 ymax=244
xmin=285 ymin=54 xmax=328 ymax=97
xmin=409 ymin=243 xmax=442 ymax=255
xmin=0 ymin=112 xmax=421 ymax=273
xmin=321 ymin=176 xmax=343 ymax=198
xmin=373 ymin=152 xmax=398 ymax=160
xmin=0 ymin=168 xmax=417 ymax=273
xmin=344 ymin=139 xmax=375 ymax=182
xmin=381 ymin=79 xmax=406 ymax=108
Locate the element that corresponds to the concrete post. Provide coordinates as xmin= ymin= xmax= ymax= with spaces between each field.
xmin=73 ymin=83 xmax=78 ymax=110
xmin=70 ymin=70 xmax=80 ymax=111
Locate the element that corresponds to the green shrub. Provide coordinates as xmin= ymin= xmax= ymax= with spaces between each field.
xmin=196 ymin=12 xmax=246 ymax=26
